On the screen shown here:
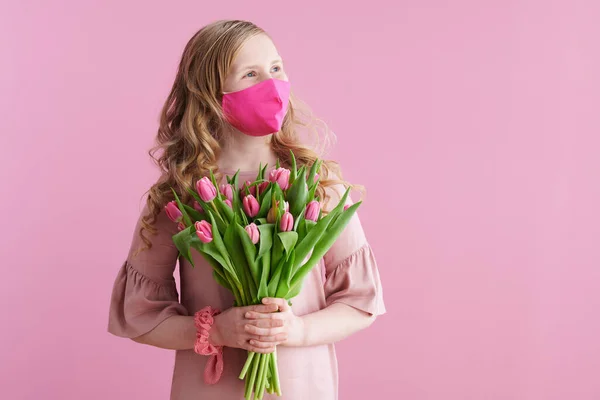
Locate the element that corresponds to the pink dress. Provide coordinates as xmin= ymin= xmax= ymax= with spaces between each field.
xmin=108 ymin=169 xmax=386 ymax=399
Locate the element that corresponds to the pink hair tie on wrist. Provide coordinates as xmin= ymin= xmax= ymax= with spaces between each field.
xmin=194 ymin=306 xmax=224 ymax=385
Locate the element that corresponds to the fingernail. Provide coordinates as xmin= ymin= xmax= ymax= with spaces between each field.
xmin=262 ymin=298 xmax=268 ymax=304
xmin=245 ymin=312 xmax=251 ymax=318
xmin=250 ymin=340 xmax=255 ymax=345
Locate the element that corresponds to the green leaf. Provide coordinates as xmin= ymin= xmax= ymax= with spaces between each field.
xmin=182 ymin=204 xmax=205 ymax=223
xmin=307 ymin=159 xmax=321 ymax=188
xmin=289 ymin=149 xmax=297 ymax=184
xmin=290 ymin=201 xmax=361 ymax=291
xmin=256 ymin=223 xmax=274 ymax=259
xmin=257 ymin=186 xmax=273 ymax=218
xmin=170 ymin=188 xmax=192 ymax=227
xmin=215 ymin=197 xmax=234 ymax=223
xmin=236 ymin=223 xmax=259 ymax=289
xmin=275 ymin=252 xmax=295 ymax=298
xmin=287 ymin=278 xmax=302 ymax=299
xmin=292 ymin=210 xmax=337 ymax=273
xmin=224 ymin=221 xmax=254 ymax=303
xmin=255 ymin=218 xmax=268 ymax=225
xmin=257 ymin=252 xmax=270 ymax=300
xmin=185 ymin=186 xmax=204 ymax=208
xmin=277 ymin=231 xmax=298 ymax=256
xmin=286 ymin=168 xmax=308 ymax=218
xmin=213 ymin=269 xmax=231 ymax=291
xmin=267 ymin=256 xmax=286 ymax=297
xmin=209 ymin=170 xmax=220 ymax=200
xmin=271 ymin=233 xmax=284 ymax=271
xmin=172 ymin=226 xmax=195 ymax=266
xmin=206 ymin=211 xmax=241 ymax=287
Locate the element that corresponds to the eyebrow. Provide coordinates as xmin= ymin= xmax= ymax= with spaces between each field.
xmin=236 ymin=58 xmax=283 ymax=72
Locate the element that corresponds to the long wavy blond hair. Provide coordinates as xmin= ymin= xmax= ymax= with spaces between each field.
xmin=135 ymin=19 xmax=363 ymax=254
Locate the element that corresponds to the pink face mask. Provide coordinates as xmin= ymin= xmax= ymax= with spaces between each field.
xmin=222 ymin=78 xmax=291 ymax=137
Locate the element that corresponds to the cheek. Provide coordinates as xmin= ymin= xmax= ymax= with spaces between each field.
xmin=223 ymin=79 xmax=253 ymax=93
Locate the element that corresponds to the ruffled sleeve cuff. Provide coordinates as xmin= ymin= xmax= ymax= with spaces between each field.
xmin=108 ymin=260 xmax=189 ymax=338
xmin=323 ymin=243 xmax=386 ymax=316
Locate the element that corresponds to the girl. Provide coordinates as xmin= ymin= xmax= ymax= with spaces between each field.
xmin=108 ymin=19 xmax=386 ymax=400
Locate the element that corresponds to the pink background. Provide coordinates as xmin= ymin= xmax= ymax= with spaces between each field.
xmin=1 ymin=1 xmax=599 ymax=399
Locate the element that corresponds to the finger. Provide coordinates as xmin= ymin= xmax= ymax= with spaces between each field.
xmin=248 ymin=303 xmax=279 ymax=314
xmin=262 ymin=297 xmax=290 ymax=312
xmin=244 ymin=311 xmax=283 ymax=320
xmin=245 ymin=324 xmax=285 ymax=336
xmin=243 ymin=342 xmax=275 ymax=354
xmin=247 ymin=319 xmax=284 ymax=329
xmin=248 ymin=339 xmax=278 ymax=349
xmin=249 ymin=332 xmax=288 ymax=343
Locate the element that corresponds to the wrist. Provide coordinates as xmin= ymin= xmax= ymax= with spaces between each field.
xmin=286 ymin=315 xmax=307 ymax=347
xmin=208 ymin=313 xmax=224 ymax=347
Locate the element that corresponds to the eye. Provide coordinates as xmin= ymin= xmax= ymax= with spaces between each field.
xmin=271 ymin=65 xmax=281 ymax=73
xmin=243 ymin=71 xmax=257 ymax=79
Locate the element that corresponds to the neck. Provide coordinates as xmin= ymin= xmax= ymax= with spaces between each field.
xmin=217 ymin=128 xmax=279 ymax=173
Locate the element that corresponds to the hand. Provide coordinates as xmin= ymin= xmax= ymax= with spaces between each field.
xmin=245 ymin=298 xmax=306 ymax=347
xmin=209 ymin=303 xmax=286 ymax=354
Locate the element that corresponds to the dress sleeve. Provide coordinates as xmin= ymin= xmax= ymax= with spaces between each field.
xmin=321 ymin=179 xmax=387 ymax=316
xmin=108 ymin=201 xmax=189 ymax=339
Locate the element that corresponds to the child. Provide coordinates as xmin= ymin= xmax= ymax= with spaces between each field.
xmin=108 ymin=19 xmax=386 ymax=400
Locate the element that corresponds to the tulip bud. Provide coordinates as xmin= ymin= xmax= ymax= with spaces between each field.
xmin=257 ymin=181 xmax=269 ymax=196
xmin=343 ymin=204 xmax=350 ymax=211
xmin=164 ymin=201 xmax=183 ymax=223
xmin=280 ymin=212 xmax=294 ymax=232
xmin=243 ymin=195 xmax=260 ymax=218
xmin=224 ymin=199 xmax=232 ymax=208
xmin=195 ymin=220 xmax=213 ymax=243
xmin=220 ymin=183 xmax=234 ymax=202
xmin=305 ymin=200 xmax=320 ymax=222
xmin=177 ymin=222 xmax=186 ymax=231
xmin=267 ymin=206 xmax=278 ymax=223
xmin=269 ymin=167 xmax=291 ymax=191
xmin=193 ymin=201 xmax=204 ymax=213
xmin=196 ymin=177 xmax=217 ymax=202
xmin=244 ymin=223 xmax=260 ymax=244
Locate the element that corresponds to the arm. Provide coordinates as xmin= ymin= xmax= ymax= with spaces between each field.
xmin=251 ymin=297 xmax=376 ymax=348
xmin=131 ymin=316 xmax=196 ymax=350
xmin=299 ymin=302 xmax=375 ymax=347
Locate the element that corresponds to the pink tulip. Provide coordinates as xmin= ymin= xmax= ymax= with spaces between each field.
xmin=193 ymin=201 xmax=204 ymax=213
xmin=220 ymin=183 xmax=234 ymax=202
xmin=257 ymin=181 xmax=269 ymax=196
xmin=195 ymin=220 xmax=213 ymax=243
xmin=244 ymin=223 xmax=260 ymax=244
xmin=196 ymin=177 xmax=217 ymax=202
xmin=243 ymin=195 xmax=260 ymax=218
xmin=280 ymin=212 xmax=294 ymax=232
xmin=343 ymin=204 xmax=351 ymax=211
xmin=305 ymin=200 xmax=320 ymax=222
xmin=224 ymin=199 xmax=232 ymax=208
xmin=177 ymin=222 xmax=186 ymax=231
xmin=269 ymin=168 xmax=291 ymax=190
xmin=164 ymin=201 xmax=183 ymax=223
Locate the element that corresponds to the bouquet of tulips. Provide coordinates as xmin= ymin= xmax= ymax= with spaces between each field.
xmin=164 ymin=151 xmax=360 ymax=400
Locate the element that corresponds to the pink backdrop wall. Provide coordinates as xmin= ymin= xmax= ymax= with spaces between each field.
xmin=1 ymin=1 xmax=599 ymax=399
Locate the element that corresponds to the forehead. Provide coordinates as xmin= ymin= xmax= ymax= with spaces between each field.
xmin=230 ymin=34 xmax=280 ymax=71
